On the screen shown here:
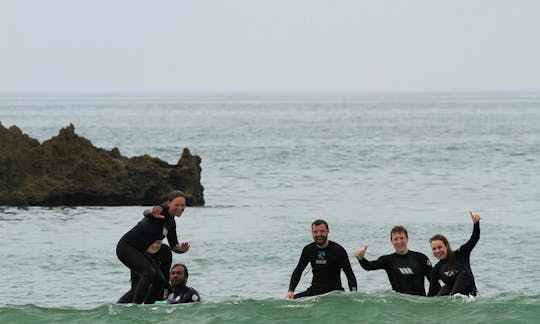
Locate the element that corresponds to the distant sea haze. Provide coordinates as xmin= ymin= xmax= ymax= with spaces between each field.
xmin=1 ymin=92 xmax=539 ymax=323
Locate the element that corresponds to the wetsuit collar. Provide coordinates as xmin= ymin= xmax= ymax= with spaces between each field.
xmin=172 ymin=283 xmax=188 ymax=294
xmin=316 ymin=239 xmax=330 ymax=249
xmin=396 ymin=248 xmax=409 ymax=256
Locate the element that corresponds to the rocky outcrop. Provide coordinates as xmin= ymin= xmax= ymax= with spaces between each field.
xmin=0 ymin=123 xmax=204 ymax=206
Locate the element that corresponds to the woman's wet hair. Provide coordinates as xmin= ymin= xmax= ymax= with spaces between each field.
xmin=430 ymin=234 xmax=450 ymax=248
xmin=167 ymin=190 xmax=185 ymax=202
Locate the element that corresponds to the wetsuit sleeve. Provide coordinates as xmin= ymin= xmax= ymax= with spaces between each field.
xmin=157 ymin=244 xmax=172 ymax=288
xmin=423 ymin=255 xmax=440 ymax=294
xmin=458 ymin=222 xmax=480 ymax=255
xmin=288 ymin=246 xmax=310 ymax=292
xmin=143 ymin=209 xmax=153 ymax=218
xmin=427 ymin=266 xmax=440 ymax=297
xmin=143 ymin=203 xmax=167 ymax=219
xmin=358 ymin=255 xmax=387 ymax=271
xmin=340 ymin=248 xmax=357 ymax=291
xmin=167 ymin=219 xmax=182 ymax=253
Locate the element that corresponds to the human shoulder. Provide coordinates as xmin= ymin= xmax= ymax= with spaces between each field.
xmin=187 ymin=287 xmax=200 ymax=302
xmin=404 ymin=250 xmax=433 ymax=267
xmin=378 ymin=253 xmax=395 ymax=261
xmin=432 ymin=259 xmax=443 ymax=270
xmin=327 ymin=241 xmax=350 ymax=256
xmin=301 ymin=242 xmax=317 ymax=253
xmin=407 ymin=250 xmax=429 ymax=259
xmin=328 ymin=240 xmax=345 ymax=249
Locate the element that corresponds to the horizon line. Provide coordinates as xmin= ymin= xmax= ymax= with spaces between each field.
xmin=1 ymin=89 xmax=540 ymax=96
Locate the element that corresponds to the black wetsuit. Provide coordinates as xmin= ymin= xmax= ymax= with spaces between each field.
xmin=428 ymin=222 xmax=480 ymax=297
xmin=117 ymin=243 xmax=172 ymax=304
xmin=116 ymin=204 xmax=182 ymax=304
xmin=288 ymin=241 xmax=357 ymax=299
xmin=167 ymin=284 xmax=200 ymax=304
xmin=358 ymin=250 xmax=437 ymax=296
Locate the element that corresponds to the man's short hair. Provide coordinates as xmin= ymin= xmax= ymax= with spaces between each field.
xmin=171 ymin=263 xmax=189 ymax=277
xmin=390 ymin=225 xmax=408 ymax=239
xmin=311 ymin=219 xmax=329 ymax=230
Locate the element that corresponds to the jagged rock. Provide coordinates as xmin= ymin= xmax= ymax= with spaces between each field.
xmin=0 ymin=123 xmax=204 ymax=206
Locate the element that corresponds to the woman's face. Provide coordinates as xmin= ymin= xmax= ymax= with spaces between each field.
xmin=431 ymin=239 xmax=448 ymax=260
xmin=167 ymin=196 xmax=186 ymax=217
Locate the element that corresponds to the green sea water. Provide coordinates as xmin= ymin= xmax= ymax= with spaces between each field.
xmin=2 ymin=293 xmax=540 ymax=324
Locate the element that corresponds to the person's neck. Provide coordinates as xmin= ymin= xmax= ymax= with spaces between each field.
xmin=396 ymin=249 xmax=409 ymax=255
xmin=316 ymin=240 xmax=330 ymax=249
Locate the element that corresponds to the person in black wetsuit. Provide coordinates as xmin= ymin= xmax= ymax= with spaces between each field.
xmin=116 ymin=190 xmax=190 ymax=304
xmin=117 ymin=240 xmax=172 ymax=304
xmin=428 ymin=211 xmax=482 ymax=297
xmin=285 ymin=219 xmax=357 ymax=299
xmin=166 ymin=263 xmax=200 ymax=304
xmin=354 ymin=225 xmax=438 ymax=296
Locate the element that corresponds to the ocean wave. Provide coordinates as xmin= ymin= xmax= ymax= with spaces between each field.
xmin=2 ymin=292 xmax=539 ymax=324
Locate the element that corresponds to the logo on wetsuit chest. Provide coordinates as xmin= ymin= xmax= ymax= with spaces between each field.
xmin=444 ymin=270 xmax=458 ymax=277
xmin=162 ymin=227 xmax=168 ymax=236
xmin=398 ymin=267 xmax=415 ymax=275
xmin=315 ymin=250 xmax=327 ymax=264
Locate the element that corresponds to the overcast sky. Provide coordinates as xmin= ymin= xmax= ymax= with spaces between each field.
xmin=1 ymin=0 xmax=539 ymax=94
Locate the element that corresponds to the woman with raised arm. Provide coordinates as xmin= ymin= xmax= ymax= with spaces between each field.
xmin=428 ymin=211 xmax=482 ymax=297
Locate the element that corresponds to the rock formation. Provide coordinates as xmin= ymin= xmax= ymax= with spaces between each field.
xmin=0 ymin=123 xmax=204 ymax=206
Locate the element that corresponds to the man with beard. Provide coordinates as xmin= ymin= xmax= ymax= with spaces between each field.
xmin=166 ymin=263 xmax=200 ymax=304
xmin=285 ymin=219 xmax=357 ymax=299
xmin=354 ymin=225 xmax=438 ymax=296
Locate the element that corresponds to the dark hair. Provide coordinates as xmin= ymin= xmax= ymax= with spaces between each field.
xmin=311 ymin=219 xmax=329 ymax=230
xmin=171 ymin=263 xmax=189 ymax=278
xmin=429 ymin=234 xmax=450 ymax=249
xmin=390 ymin=225 xmax=408 ymax=240
xmin=167 ymin=190 xmax=185 ymax=202
xmin=429 ymin=234 xmax=456 ymax=271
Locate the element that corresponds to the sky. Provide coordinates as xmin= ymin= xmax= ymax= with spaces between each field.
xmin=1 ymin=0 xmax=539 ymax=94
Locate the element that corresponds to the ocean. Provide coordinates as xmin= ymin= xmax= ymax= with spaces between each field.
xmin=1 ymin=92 xmax=539 ymax=323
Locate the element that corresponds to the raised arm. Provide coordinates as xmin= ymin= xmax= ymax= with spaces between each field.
xmin=459 ymin=211 xmax=481 ymax=254
xmin=144 ymin=206 xmax=165 ymax=219
xmin=355 ymin=245 xmax=386 ymax=271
